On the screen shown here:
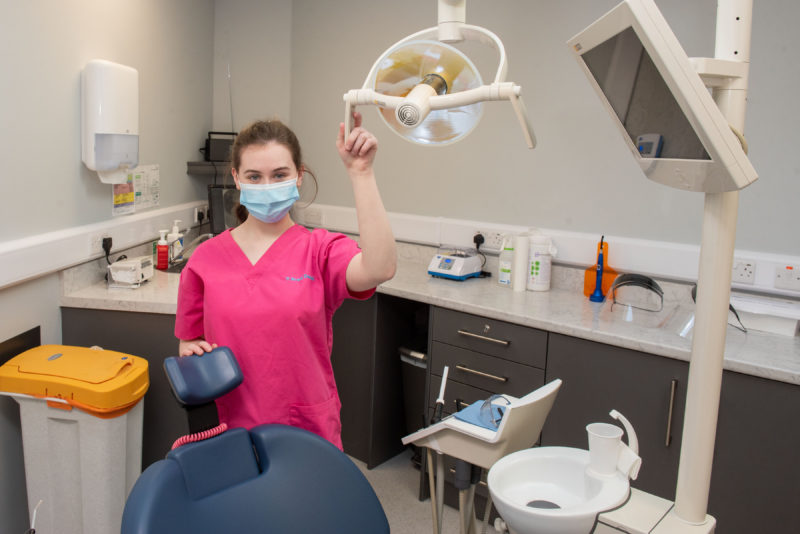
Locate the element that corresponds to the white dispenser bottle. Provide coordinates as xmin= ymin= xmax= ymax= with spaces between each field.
xmin=527 ymin=234 xmax=557 ymax=291
xmin=167 ymin=220 xmax=184 ymax=261
xmin=498 ymin=235 xmax=514 ymax=287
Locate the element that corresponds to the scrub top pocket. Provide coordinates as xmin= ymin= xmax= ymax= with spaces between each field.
xmin=289 ymin=394 xmax=343 ymax=450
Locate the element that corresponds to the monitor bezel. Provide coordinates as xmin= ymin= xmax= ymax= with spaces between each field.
xmin=567 ymin=0 xmax=757 ymax=193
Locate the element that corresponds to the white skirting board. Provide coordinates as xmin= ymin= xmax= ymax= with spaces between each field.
xmin=295 ymin=203 xmax=800 ymax=298
xmin=0 ymin=201 xmax=206 ymax=290
xmin=1 ymin=200 xmax=797 ymax=299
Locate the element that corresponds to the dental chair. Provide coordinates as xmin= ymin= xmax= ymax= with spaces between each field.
xmin=121 ymin=347 xmax=389 ymax=534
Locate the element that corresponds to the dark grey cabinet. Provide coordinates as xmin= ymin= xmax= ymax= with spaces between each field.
xmin=707 ymin=369 xmax=800 ymax=533
xmin=541 ymin=333 xmax=688 ymax=501
xmin=424 ymin=307 xmax=548 ymax=506
xmin=427 ymin=306 xmax=547 ymax=418
xmin=542 ymin=332 xmax=800 ymax=534
xmin=331 ymin=294 xmax=429 ymax=469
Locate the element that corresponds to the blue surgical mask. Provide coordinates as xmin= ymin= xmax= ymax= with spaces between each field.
xmin=238 ymin=178 xmax=300 ymax=223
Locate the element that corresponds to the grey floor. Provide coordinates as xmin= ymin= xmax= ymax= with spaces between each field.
xmin=352 ymin=449 xmax=496 ymax=534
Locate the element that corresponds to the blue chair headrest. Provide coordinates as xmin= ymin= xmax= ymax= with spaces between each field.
xmin=163 ymin=347 xmax=242 ymax=406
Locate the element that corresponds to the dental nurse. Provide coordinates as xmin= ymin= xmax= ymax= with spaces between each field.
xmin=174 ymin=112 xmax=396 ymax=449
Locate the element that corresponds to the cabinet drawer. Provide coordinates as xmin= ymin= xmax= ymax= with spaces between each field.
xmin=431 ymin=307 xmax=546 ymax=368
xmin=428 ymin=375 xmax=493 ymax=416
xmin=431 ymin=341 xmax=545 ymax=397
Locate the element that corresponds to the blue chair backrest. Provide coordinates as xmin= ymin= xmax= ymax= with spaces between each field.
xmin=122 ymin=348 xmax=389 ymax=533
xmin=122 ymin=424 xmax=389 ymax=533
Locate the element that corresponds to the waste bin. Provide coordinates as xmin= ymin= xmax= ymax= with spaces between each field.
xmin=0 ymin=344 xmax=148 ymax=534
xmin=399 ymin=346 xmax=427 ymax=435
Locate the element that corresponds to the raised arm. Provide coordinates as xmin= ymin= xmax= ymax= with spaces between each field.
xmin=336 ymin=111 xmax=397 ymax=293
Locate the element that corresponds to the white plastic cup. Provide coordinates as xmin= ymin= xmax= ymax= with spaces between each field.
xmin=527 ymin=235 xmax=557 ymax=291
xmin=586 ymin=422 xmax=623 ymax=476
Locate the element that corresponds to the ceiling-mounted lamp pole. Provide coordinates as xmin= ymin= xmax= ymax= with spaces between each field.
xmin=673 ymin=0 xmax=753 ymax=526
xmin=437 ymin=0 xmax=467 ymax=42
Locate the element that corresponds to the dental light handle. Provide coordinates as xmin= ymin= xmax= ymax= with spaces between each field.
xmin=509 ymin=92 xmax=536 ymax=149
xmin=343 ymin=83 xmax=536 ymax=147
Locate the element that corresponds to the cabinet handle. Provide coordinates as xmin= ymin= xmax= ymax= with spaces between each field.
xmin=665 ymin=379 xmax=678 ymax=447
xmin=456 ymin=329 xmax=510 ymax=346
xmin=456 ymin=364 xmax=508 ymax=383
xmin=399 ymin=346 xmax=426 ymax=361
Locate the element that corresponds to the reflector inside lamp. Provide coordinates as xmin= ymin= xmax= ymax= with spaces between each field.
xmin=370 ymin=40 xmax=484 ymax=145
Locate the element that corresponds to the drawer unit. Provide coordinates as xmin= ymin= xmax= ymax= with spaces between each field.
xmin=431 ymin=307 xmax=546 ymax=368
xmin=418 ymin=307 xmax=550 ymax=505
xmin=430 ymin=341 xmax=545 ymax=398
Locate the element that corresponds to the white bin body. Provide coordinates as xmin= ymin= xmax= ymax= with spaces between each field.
xmin=15 ymin=397 xmax=143 ymax=534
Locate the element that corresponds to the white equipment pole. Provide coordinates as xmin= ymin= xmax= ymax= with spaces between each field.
xmin=674 ymin=0 xmax=752 ymax=524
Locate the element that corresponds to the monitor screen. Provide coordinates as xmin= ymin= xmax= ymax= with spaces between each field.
xmin=568 ymin=0 xmax=757 ymax=192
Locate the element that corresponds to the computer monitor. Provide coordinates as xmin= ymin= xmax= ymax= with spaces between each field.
xmin=567 ymin=0 xmax=757 ymax=193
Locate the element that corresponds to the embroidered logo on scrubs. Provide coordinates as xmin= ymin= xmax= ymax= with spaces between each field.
xmin=285 ymin=274 xmax=315 ymax=282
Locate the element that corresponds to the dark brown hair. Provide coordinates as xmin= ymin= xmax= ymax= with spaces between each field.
xmin=231 ymin=119 xmax=317 ymax=223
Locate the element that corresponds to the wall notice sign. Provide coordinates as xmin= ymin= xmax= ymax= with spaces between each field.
xmin=112 ymin=164 xmax=160 ymax=216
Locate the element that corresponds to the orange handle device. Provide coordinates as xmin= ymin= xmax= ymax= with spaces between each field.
xmin=583 ymin=240 xmax=618 ymax=297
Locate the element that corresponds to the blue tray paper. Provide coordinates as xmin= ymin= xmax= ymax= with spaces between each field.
xmin=453 ymin=400 xmax=506 ymax=431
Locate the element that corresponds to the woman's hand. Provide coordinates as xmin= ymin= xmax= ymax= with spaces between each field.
xmin=337 ymin=111 xmax=377 ymax=178
xmin=178 ymin=338 xmax=218 ymax=357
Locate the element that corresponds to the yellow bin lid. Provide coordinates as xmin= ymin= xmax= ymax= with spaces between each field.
xmin=0 ymin=345 xmax=149 ymax=418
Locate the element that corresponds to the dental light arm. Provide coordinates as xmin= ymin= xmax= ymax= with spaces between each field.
xmin=343 ymin=2 xmax=535 ymax=148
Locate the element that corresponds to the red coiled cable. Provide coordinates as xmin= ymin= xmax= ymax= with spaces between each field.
xmin=171 ymin=423 xmax=228 ymax=450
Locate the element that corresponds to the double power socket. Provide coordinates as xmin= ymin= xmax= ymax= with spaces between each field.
xmin=732 ymin=258 xmax=800 ymax=292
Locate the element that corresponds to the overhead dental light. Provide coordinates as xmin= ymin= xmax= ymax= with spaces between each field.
xmin=343 ymin=0 xmax=535 ymax=148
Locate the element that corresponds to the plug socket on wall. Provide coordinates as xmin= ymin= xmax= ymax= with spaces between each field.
xmin=474 ymin=230 xmax=504 ymax=253
xmin=774 ymin=264 xmax=800 ymax=292
xmin=732 ymin=259 xmax=755 ymax=285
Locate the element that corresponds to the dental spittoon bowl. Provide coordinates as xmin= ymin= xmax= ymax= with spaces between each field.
xmin=488 ymin=447 xmax=630 ymax=534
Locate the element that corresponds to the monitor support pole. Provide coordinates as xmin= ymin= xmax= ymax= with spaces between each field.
xmin=674 ymin=0 xmax=752 ymax=525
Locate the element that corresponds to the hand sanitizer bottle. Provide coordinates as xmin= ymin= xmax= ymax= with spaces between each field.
xmin=498 ymin=235 xmax=513 ymax=287
xmin=156 ymin=230 xmax=169 ymax=270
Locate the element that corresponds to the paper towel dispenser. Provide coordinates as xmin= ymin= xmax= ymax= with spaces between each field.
xmin=81 ymin=59 xmax=139 ymax=184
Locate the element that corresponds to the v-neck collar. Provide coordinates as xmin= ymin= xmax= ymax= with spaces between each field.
xmin=223 ymin=223 xmax=302 ymax=269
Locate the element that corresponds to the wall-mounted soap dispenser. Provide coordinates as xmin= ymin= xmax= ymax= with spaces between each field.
xmin=81 ymin=59 xmax=139 ymax=184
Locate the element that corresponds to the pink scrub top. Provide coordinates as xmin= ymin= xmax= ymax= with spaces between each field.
xmin=174 ymin=224 xmax=374 ymax=449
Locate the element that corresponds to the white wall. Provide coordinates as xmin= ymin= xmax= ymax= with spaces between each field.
xmin=0 ymin=1 xmax=217 ymax=531
xmin=212 ymin=0 xmax=293 ymax=132
xmin=285 ymin=0 xmax=798 ymax=257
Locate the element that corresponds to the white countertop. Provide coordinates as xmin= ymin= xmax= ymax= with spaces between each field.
xmin=61 ymin=252 xmax=800 ymax=386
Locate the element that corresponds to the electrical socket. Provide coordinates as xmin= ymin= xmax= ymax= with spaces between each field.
xmin=474 ymin=230 xmax=504 ymax=253
xmin=89 ymin=231 xmax=111 ymax=256
xmin=194 ymin=204 xmax=209 ymax=224
xmin=775 ymin=264 xmax=800 ymax=292
xmin=731 ymin=258 xmax=755 ymax=285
